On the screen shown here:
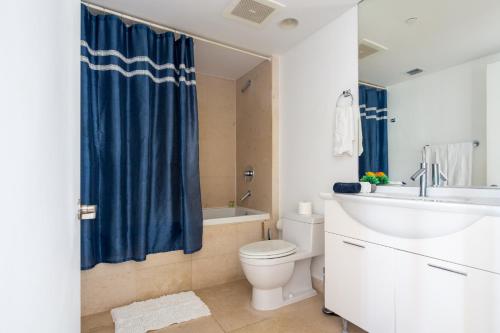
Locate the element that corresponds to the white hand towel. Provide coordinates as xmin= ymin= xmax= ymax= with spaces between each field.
xmin=447 ymin=142 xmax=473 ymax=186
xmin=356 ymin=105 xmax=364 ymax=156
xmin=334 ymin=103 xmax=362 ymax=156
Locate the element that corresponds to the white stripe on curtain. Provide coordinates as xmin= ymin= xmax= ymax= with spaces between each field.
xmin=360 ymin=114 xmax=388 ymax=121
xmin=81 ymin=40 xmax=196 ymax=73
xmin=360 ymin=113 xmax=387 ymax=120
xmin=81 ymin=56 xmax=196 ymax=85
xmin=359 ymin=105 xmax=388 ymax=112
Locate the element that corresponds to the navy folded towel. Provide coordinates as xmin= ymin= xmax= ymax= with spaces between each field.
xmin=333 ymin=182 xmax=362 ymax=194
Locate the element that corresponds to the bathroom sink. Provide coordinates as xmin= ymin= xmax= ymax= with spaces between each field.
xmin=320 ymin=187 xmax=500 ymax=239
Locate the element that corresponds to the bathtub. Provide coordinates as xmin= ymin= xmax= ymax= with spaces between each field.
xmin=203 ymin=207 xmax=270 ymax=226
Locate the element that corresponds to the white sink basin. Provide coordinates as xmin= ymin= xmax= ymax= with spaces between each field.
xmin=320 ymin=187 xmax=500 ymax=239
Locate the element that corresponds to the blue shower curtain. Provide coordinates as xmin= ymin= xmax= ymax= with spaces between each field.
xmin=80 ymin=5 xmax=202 ymax=270
xmin=358 ymin=85 xmax=389 ymax=178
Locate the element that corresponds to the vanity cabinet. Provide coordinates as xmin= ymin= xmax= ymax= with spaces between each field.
xmin=395 ymin=250 xmax=500 ymax=333
xmin=325 ymin=233 xmax=395 ymax=333
xmin=325 ymin=232 xmax=500 ymax=333
xmin=323 ymin=190 xmax=500 ymax=333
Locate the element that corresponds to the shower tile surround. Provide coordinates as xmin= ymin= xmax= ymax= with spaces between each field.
xmin=236 ymin=61 xmax=273 ymax=216
xmin=81 ymin=64 xmax=276 ymax=316
xmin=198 ymin=66 xmax=274 ymax=214
xmin=198 ymin=74 xmax=237 ymax=208
xmin=81 ymin=221 xmax=264 ymax=316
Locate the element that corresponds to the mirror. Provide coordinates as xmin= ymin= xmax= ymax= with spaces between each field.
xmin=358 ymin=0 xmax=500 ymax=188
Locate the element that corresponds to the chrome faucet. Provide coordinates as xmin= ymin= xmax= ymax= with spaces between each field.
xmin=431 ymin=163 xmax=448 ymax=187
xmin=240 ymin=190 xmax=252 ymax=202
xmin=411 ymin=148 xmax=428 ymax=197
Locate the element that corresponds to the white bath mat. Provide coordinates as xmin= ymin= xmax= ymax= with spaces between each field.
xmin=111 ymin=291 xmax=211 ymax=333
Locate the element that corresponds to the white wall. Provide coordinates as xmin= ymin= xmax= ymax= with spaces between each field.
xmin=0 ymin=0 xmax=80 ymax=331
xmin=279 ymin=7 xmax=359 ymax=280
xmin=387 ymin=52 xmax=500 ymax=186
xmin=487 ymin=61 xmax=500 ymax=186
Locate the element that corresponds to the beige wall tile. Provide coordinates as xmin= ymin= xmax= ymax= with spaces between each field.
xmin=200 ymin=176 xmax=235 ymax=208
xmin=192 ymin=253 xmax=243 ymax=290
xmin=199 ymin=141 xmax=235 ymax=178
xmin=192 ymin=224 xmax=239 ymax=259
xmin=82 ymin=271 xmax=137 ymax=316
xmin=197 ymin=74 xmax=236 ymax=208
xmin=236 ymin=221 xmax=264 ymax=247
xmin=136 ymin=261 xmax=192 ymax=301
xmin=236 ymin=61 xmax=273 ymax=216
xmin=81 ymin=253 xmax=191 ymax=315
xmin=135 ymin=251 xmax=191 ymax=269
xmin=82 ymin=222 xmax=260 ymax=316
xmin=81 ymin=261 xmax=136 ymax=281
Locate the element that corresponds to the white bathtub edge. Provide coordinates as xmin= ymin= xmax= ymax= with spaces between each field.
xmin=203 ymin=211 xmax=270 ymax=226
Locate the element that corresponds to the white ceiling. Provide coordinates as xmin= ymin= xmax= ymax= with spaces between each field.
xmin=193 ymin=40 xmax=265 ymax=80
xmin=359 ymin=0 xmax=500 ymax=87
xmin=86 ymin=0 xmax=356 ymax=80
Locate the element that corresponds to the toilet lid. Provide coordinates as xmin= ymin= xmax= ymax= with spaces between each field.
xmin=239 ymin=240 xmax=297 ymax=259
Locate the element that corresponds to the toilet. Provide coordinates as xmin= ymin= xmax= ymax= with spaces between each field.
xmin=239 ymin=212 xmax=324 ymax=311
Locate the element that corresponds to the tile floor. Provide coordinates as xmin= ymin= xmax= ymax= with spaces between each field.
xmin=81 ymin=279 xmax=366 ymax=333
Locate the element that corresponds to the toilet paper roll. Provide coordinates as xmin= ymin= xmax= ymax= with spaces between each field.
xmin=298 ymin=201 xmax=312 ymax=215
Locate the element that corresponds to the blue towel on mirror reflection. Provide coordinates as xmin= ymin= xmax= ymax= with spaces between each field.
xmin=333 ymin=183 xmax=362 ymax=193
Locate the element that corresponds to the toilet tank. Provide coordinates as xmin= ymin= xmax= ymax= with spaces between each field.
xmin=282 ymin=212 xmax=324 ymax=255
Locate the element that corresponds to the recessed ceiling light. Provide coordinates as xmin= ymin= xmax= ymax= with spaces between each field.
xmin=405 ymin=17 xmax=418 ymax=25
xmin=279 ymin=18 xmax=299 ymax=30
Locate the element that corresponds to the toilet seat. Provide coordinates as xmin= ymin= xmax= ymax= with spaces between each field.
xmin=239 ymin=240 xmax=297 ymax=259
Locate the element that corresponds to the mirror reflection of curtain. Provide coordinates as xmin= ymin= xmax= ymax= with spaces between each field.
xmin=80 ymin=5 xmax=203 ymax=270
xmin=358 ymin=85 xmax=388 ymax=178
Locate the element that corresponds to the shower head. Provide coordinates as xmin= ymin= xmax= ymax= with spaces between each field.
xmin=241 ymin=80 xmax=252 ymax=93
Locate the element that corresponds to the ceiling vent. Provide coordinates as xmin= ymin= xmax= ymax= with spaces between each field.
xmin=406 ymin=68 xmax=424 ymax=76
xmin=224 ymin=0 xmax=283 ymax=26
xmin=359 ymin=38 xmax=388 ymax=59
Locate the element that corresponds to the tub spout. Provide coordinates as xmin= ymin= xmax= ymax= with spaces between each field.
xmin=240 ymin=190 xmax=252 ymax=202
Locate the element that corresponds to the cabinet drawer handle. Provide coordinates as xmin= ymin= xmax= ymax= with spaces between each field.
xmin=343 ymin=240 xmax=365 ymax=248
xmin=428 ymin=263 xmax=467 ymax=276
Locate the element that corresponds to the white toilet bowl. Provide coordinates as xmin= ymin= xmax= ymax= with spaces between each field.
xmin=240 ymin=240 xmax=298 ymax=310
xmin=240 ymin=213 xmax=324 ymax=311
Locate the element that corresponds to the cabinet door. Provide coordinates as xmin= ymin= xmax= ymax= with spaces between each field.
xmin=325 ymin=233 xmax=395 ymax=333
xmin=395 ymin=250 xmax=500 ymax=333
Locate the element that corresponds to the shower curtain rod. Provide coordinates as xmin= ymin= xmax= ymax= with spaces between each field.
xmin=359 ymin=81 xmax=387 ymax=90
xmin=81 ymin=1 xmax=272 ymax=61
